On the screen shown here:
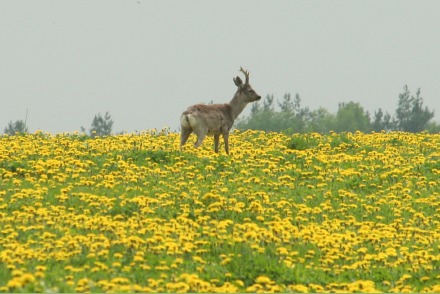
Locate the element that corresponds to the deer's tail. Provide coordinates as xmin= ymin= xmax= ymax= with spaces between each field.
xmin=180 ymin=113 xmax=194 ymax=130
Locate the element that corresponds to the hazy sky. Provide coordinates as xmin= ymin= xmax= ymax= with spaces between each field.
xmin=1 ymin=1 xmax=439 ymax=134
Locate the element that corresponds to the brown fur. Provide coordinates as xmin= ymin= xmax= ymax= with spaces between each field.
xmin=180 ymin=67 xmax=261 ymax=154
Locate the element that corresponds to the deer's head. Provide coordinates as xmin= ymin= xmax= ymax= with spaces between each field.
xmin=233 ymin=67 xmax=261 ymax=103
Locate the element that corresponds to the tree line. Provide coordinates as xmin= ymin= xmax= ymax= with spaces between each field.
xmin=236 ymin=85 xmax=440 ymax=133
xmin=3 ymin=85 xmax=439 ymax=136
xmin=4 ymin=112 xmax=114 ymax=137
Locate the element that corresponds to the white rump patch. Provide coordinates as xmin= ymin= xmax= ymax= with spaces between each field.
xmin=180 ymin=114 xmax=199 ymax=129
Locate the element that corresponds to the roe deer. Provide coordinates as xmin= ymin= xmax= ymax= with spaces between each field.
xmin=180 ymin=67 xmax=261 ymax=154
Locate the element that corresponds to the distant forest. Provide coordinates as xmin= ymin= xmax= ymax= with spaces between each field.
xmin=236 ymin=85 xmax=440 ymax=134
xmin=3 ymin=85 xmax=440 ymax=136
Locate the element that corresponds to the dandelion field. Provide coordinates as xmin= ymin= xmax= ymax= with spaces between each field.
xmin=1 ymin=130 xmax=440 ymax=293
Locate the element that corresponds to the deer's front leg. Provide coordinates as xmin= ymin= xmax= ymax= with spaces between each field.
xmin=214 ymin=135 xmax=220 ymax=153
xmin=222 ymin=132 xmax=229 ymax=155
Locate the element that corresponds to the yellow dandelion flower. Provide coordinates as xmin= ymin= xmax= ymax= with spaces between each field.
xmin=255 ymin=275 xmax=272 ymax=284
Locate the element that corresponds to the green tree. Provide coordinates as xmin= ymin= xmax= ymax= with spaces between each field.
xmin=426 ymin=121 xmax=440 ymax=134
xmin=371 ymin=108 xmax=392 ymax=132
xmin=81 ymin=111 xmax=114 ymax=138
xmin=263 ymin=94 xmax=275 ymax=112
xmin=275 ymin=93 xmax=309 ymax=133
xmin=334 ymin=102 xmax=371 ymax=133
xmin=277 ymin=93 xmax=301 ymax=113
xmin=236 ymin=95 xmax=277 ymax=131
xmin=4 ymin=120 xmax=28 ymax=135
xmin=395 ymin=86 xmax=434 ymax=132
xmin=305 ymin=107 xmax=335 ymax=133
xmin=236 ymin=93 xmax=310 ymax=133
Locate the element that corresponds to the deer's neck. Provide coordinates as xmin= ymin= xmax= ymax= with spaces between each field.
xmin=229 ymin=94 xmax=248 ymax=120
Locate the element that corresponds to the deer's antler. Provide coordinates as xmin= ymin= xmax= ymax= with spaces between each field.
xmin=239 ymin=67 xmax=249 ymax=85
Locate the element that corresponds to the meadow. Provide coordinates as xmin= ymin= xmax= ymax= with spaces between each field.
xmin=1 ymin=129 xmax=440 ymax=293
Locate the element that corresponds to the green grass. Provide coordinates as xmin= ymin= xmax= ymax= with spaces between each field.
xmin=0 ymin=131 xmax=439 ymax=292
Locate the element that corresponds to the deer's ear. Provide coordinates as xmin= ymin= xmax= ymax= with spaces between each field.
xmin=233 ymin=76 xmax=243 ymax=88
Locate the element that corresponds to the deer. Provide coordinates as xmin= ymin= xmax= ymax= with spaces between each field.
xmin=180 ymin=67 xmax=261 ymax=154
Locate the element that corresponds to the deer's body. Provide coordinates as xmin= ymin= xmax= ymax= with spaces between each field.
xmin=181 ymin=103 xmax=233 ymax=136
xmin=180 ymin=67 xmax=261 ymax=154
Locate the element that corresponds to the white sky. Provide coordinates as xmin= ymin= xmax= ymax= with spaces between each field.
xmin=1 ymin=1 xmax=439 ymax=134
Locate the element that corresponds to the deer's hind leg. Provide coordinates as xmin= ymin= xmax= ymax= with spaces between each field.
xmin=180 ymin=127 xmax=192 ymax=149
xmin=193 ymin=127 xmax=208 ymax=148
